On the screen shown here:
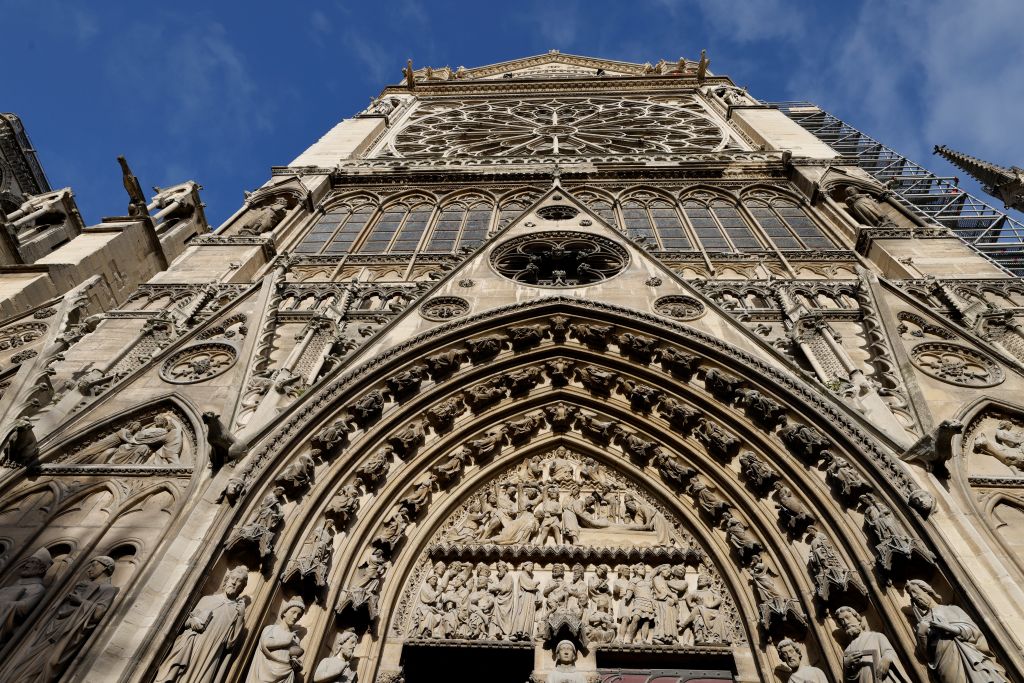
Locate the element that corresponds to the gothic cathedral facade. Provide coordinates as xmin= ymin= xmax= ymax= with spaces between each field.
xmin=0 ymin=52 xmax=1022 ymax=683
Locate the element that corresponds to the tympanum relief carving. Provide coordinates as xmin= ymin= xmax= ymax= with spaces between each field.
xmin=396 ymin=448 xmax=745 ymax=648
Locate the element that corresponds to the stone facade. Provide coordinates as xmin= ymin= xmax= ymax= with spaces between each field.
xmin=0 ymin=51 xmax=1022 ymax=683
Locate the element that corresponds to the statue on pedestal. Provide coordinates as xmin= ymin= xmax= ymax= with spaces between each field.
xmin=156 ymin=566 xmax=249 ymax=683
xmin=906 ymin=579 xmax=1006 ymax=683
xmin=247 ymin=596 xmax=306 ymax=683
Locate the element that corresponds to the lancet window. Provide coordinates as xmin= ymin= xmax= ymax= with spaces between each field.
xmin=497 ymin=192 xmax=540 ymax=229
xmin=574 ymin=189 xmax=618 ymax=229
xmin=620 ymin=194 xmax=692 ymax=250
xmin=424 ymin=198 xmax=494 ymax=252
xmin=356 ymin=198 xmax=434 ymax=254
xmin=296 ymin=200 xmax=376 ymax=254
xmin=681 ymin=193 xmax=763 ymax=252
xmin=743 ymin=190 xmax=835 ymax=250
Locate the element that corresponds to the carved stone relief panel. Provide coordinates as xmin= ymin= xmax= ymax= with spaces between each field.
xmin=963 ymin=410 xmax=1024 ymax=482
xmin=393 ymin=447 xmax=745 ymax=649
xmin=51 ymin=405 xmax=197 ymax=470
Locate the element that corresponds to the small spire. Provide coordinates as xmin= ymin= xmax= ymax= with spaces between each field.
xmin=934 ymin=144 xmax=1023 ymax=212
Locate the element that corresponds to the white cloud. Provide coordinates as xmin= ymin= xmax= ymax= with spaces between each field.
xmin=791 ymin=0 xmax=1024 ymax=171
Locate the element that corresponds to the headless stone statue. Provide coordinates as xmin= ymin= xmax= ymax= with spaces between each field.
xmin=10 ymin=555 xmax=119 ymax=683
xmin=0 ymin=547 xmax=53 ymax=645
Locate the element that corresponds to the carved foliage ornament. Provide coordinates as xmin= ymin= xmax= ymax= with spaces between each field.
xmin=910 ymin=342 xmax=1004 ymax=388
xmin=420 ymin=297 xmax=471 ymax=322
xmin=160 ymin=343 xmax=238 ymax=384
xmin=490 ymin=232 xmax=628 ymax=287
xmin=653 ymin=295 xmax=705 ymax=322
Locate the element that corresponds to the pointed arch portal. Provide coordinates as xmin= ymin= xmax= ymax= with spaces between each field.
xmin=168 ymin=296 xmax=984 ymax=683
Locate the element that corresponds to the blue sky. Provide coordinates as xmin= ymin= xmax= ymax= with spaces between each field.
xmin=4 ymin=0 xmax=1022 ymax=228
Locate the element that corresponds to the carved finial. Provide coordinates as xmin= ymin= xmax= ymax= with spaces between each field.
xmin=403 ymin=59 xmax=415 ymax=89
xmin=117 ymin=155 xmax=148 ymax=218
xmin=696 ymin=49 xmax=710 ymax=83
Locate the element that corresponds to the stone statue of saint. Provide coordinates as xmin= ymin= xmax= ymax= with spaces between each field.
xmin=776 ymin=638 xmax=827 ymax=683
xmin=156 ymin=566 xmax=249 ymax=683
xmin=547 ymin=640 xmax=589 ymax=683
xmin=510 ymin=561 xmax=541 ymax=641
xmin=237 ymin=198 xmax=289 ymax=236
xmin=247 ymin=596 xmax=306 ymax=683
xmin=679 ymin=572 xmax=726 ymax=645
xmin=11 ymin=555 xmax=119 ymax=683
xmin=0 ymin=546 xmax=52 ymax=645
xmin=843 ymin=187 xmax=898 ymax=227
xmin=906 ymin=579 xmax=1006 ymax=683
xmin=835 ymin=605 xmax=910 ymax=682
xmin=313 ymin=630 xmax=359 ymax=683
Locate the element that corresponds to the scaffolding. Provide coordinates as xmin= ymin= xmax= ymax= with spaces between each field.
xmin=771 ymin=102 xmax=1024 ymax=276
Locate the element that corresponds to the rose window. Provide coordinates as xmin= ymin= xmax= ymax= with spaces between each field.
xmin=490 ymin=232 xmax=628 ymax=286
xmin=382 ymin=97 xmax=734 ymax=158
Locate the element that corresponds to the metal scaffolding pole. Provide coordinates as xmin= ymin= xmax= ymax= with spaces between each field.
xmin=770 ymin=102 xmax=1024 ymax=276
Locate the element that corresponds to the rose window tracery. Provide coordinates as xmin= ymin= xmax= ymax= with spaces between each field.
xmin=160 ymin=343 xmax=238 ymax=384
xmin=910 ymin=342 xmax=1004 ymax=388
xmin=382 ymin=97 xmax=735 ymax=158
xmin=490 ymin=232 xmax=628 ymax=286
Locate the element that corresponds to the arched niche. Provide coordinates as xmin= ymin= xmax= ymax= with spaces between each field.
xmin=954 ymin=398 xmax=1024 ymax=578
xmin=196 ymin=300 xmax=977 ymax=683
xmin=0 ymin=397 xmax=210 ymax=673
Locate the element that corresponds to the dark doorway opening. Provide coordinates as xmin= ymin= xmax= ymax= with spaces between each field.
xmin=402 ymin=641 xmax=534 ymax=683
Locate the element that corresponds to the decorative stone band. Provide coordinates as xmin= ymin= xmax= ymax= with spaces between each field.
xmin=35 ymin=464 xmax=194 ymax=477
xmin=968 ymin=476 xmax=1024 ymax=488
xmin=854 ymin=225 xmax=951 ymax=255
xmin=425 ymin=542 xmax=707 ymax=565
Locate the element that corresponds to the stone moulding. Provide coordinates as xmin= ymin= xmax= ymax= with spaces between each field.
xmin=968 ymin=476 xmax=1024 ymax=488
xmin=403 ymin=638 xmax=534 ymax=650
xmin=425 ymin=542 xmax=706 ymax=565
xmin=35 ymin=464 xmax=194 ymax=477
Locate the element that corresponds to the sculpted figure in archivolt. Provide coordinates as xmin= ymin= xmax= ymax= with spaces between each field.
xmin=156 ymin=566 xmax=248 ymax=683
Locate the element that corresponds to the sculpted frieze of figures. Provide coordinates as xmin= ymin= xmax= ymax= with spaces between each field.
xmin=398 ymin=557 xmax=745 ymax=648
xmin=381 ymin=446 xmax=759 ymax=649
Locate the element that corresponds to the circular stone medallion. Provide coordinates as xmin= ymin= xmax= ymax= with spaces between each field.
xmin=420 ymin=297 xmax=471 ymax=321
xmin=910 ymin=342 xmax=1003 ymax=387
xmin=653 ymin=295 xmax=706 ymax=321
xmin=161 ymin=343 xmax=238 ymax=384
